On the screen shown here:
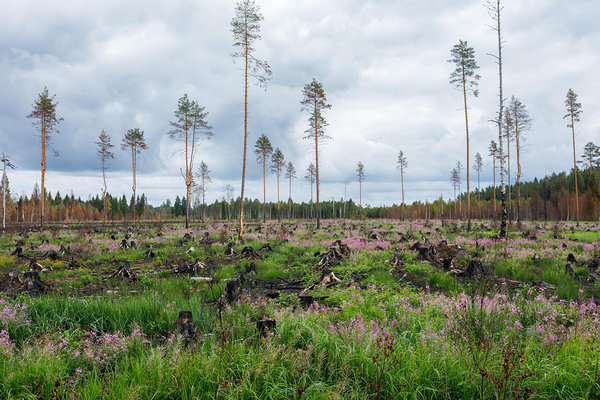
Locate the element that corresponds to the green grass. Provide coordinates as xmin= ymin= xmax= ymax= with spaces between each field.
xmin=0 ymin=220 xmax=598 ymax=398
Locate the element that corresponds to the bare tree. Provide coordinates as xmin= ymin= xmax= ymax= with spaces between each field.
xmin=564 ymin=88 xmax=582 ymax=225
xmin=448 ymin=40 xmax=480 ymax=231
xmin=450 ymin=167 xmax=459 ymax=218
xmin=507 ymin=96 xmax=532 ymax=224
xmin=396 ymin=150 xmax=407 ymax=221
xmin=356 ymin=161 xmax=365 ymax=218
xmin=121 ymin=128 xmax=147 ymax=225
xmin=474 ymin=152 xmax=483 ymax=217
xmin=284 ymin=161 xmax=296 ymax=219
xmin=96 ymin=130 xmax=114 ymax=224
xmin=223 ymin=184 xmax=235 ymax=220
xmin=231 ymin=0 xmax=272 ymax=239
xmin=27 ymin=87 xmax=63 ymax=227
xmin=485 ymin=0 xmax=508 ymax=237
xmin=301 ymin=79 xmax=332 ymax=229
xmin=254 ymin=134 xmax=273 ymax=223
xmin=169 ymin=94 xmax=213 ymax=228
xmin=455 ymin=161 xmax=463 ymax=218
xmin=305 ymin=163 xmax=316 ymax=219
xmin=1 ymin=154 xmax=15 ymax=230
xmin=195 ymin=161 xmax=211 ymax=221
xmin=270 ymin=148 xmax=285 ymax=222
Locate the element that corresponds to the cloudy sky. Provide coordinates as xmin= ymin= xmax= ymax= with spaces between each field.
xmin=1 ymin=0 xmax=598 ymax=207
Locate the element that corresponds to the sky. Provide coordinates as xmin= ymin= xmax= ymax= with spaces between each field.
xmin=1 ymin=0 xmax=599 ymax=207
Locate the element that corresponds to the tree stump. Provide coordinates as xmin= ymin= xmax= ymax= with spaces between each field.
xmin=256 ymin=319 xmax=276 ymax=337
xmin=176 ymin=310 xmax=196 ymax=343
xmin=19 ymin=271 xmax=51 ymax=294
xmin=226 ymin=279 xmax=241 ymax=304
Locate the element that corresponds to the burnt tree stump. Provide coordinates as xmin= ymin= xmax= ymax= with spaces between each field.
xmin=256 ymin=319 xmax=276 ymax=337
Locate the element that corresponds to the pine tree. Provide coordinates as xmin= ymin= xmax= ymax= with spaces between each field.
xmin=96 ymin=130 xmax=114 ymax=224
xmin=507 ymin=96 xmax=532 ymax=223
xmin=448 ymin=40 xmax=480 ymax=230
xmin=231 ymin=0 xmax=272 ymax=239
xmin=474 ymin=152 xmax=483 ymax=218
xmin=270 ymin=149 xmax=285 ymax=222
xmin=301 ymin=79 xmax=331 ymax=229
xmin=121 ymin=128 xmax=147 ymax=224
xmin=396 ymin=150 xmax=407 ymax=221
xmin=254 ymin=134 xmax=273 ymax=223
xmin=27 ymin=87 xmax=63 ymax=227
xmin=356 ymin=161 xmax=365 ymax=219
xmin=564 ymin=88 xmax=582 ymax=225
xmin=284 ymin=161 xmax=296 ymax=219
xmin=305 ymin=163 xmax=316 ymax=219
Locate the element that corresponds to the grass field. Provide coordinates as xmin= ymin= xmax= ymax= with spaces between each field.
xmin=0 ymin=219 xmax=599 ymax=399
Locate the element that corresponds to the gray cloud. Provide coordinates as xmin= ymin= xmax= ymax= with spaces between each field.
xmin=0 ymin=0 xmax=598 ymax=206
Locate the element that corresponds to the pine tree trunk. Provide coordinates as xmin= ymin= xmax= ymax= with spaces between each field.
xmin=40 ymin=113 xmax=46 ymax=227
xmin=507 ymin=130 xmax=511 ymax=223
xmin=132 ymin=146 xmax=136 ymax=224
xmin=314 ymin=101 xmax=320 ymax=229
xmin=238 ymin=29 xmax=249 ymax=239
xmin=462 ymin=65 xmax=471 ymax=231
xmin=401 ymin=168 xmax=405 ymax=221
xmin=516 ymin=118 xmax=521 ymax=224
xmin=262 ymin=154 xmax=266 ymax=223
xmin=572 ymin=115 xmax=579 ymax=225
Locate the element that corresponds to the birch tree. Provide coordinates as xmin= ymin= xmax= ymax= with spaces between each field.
xmin=448 ymin=40 xmax=480 ymax=230
xmin=169 ymin=94 xmax=213 ymax=228
xmin=121 ymin=128 xmax=147 ymax=225
xmin=231 ymin=0 xmax=272 ymax=238
xmin=301 ymin=79 xmax=331 ymax=229
xmin=196 ymin=161 xmax=211 ymax=221
xmin=27 ymin=87 xmax=63 ymax=227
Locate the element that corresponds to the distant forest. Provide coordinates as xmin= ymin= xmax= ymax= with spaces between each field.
xmin=1 ymin=165 xmax=598 ymax=223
